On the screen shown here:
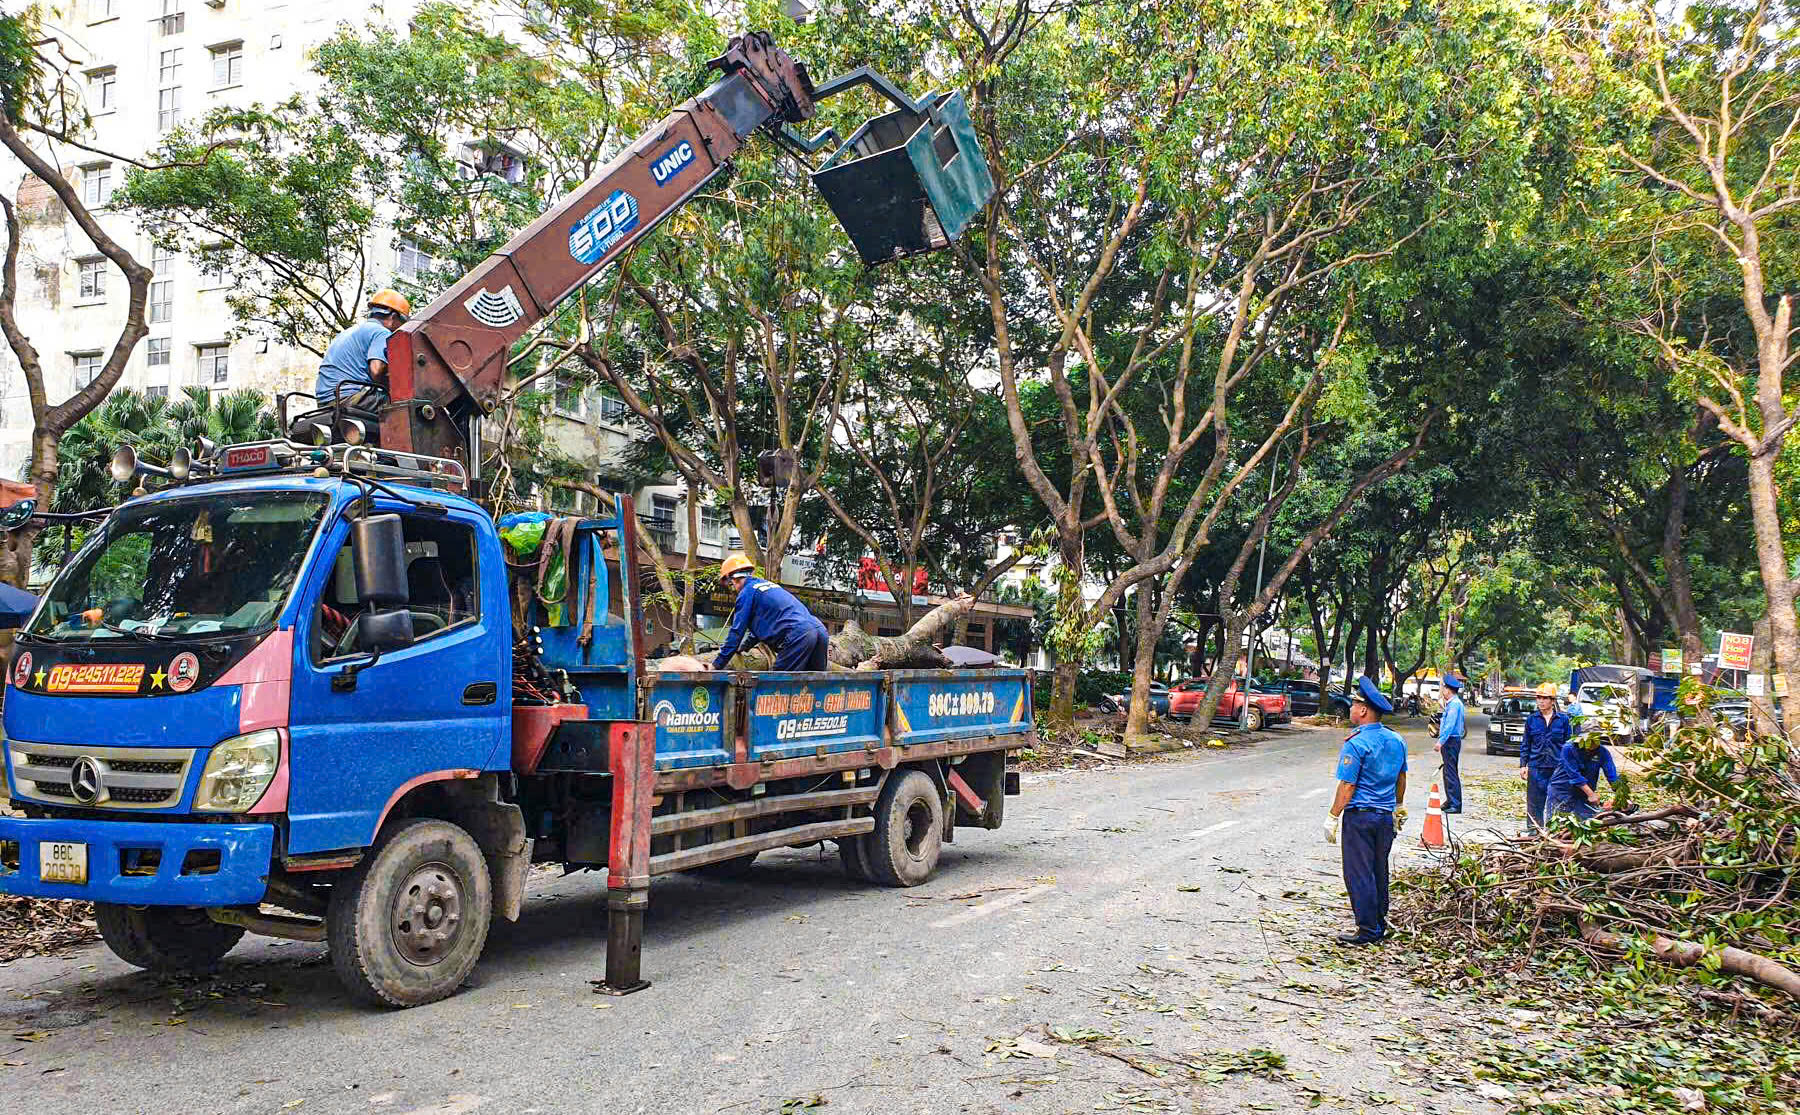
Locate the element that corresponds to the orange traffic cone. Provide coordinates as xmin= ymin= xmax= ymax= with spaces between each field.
xmin=1419 ymin=782 xmax=1447 ymax=849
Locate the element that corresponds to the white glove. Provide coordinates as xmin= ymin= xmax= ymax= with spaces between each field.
xmin=1323 ymin=814 xmax=1340 ymax=845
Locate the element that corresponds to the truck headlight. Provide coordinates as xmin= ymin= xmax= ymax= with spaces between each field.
xmin=194 ymin=729 xmax=282 ymax=813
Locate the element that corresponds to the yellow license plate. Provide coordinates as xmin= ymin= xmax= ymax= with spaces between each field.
xmin=40 ymin=841 xmax=87 ymax=885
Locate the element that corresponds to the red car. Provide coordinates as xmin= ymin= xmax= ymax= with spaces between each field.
xmin=1167 ymin=677 xmax=1291 ymax=730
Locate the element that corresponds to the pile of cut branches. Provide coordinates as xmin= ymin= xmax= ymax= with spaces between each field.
xmin=1402 ymin=680 xmax=1800 ymax=1009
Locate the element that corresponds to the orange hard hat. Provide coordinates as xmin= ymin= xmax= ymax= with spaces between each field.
xmin=1535 ymin=683 xmax=1557 ymax=698
xmin=720 ymin=554 xmax=754 ymax=579
xmin=368 ymin=289 xmax=412 ymax=319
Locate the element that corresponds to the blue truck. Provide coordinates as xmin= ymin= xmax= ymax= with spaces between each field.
xmin=0 ymin=442 xmax=1030 ymax=1005
xmin=0 ymin=32 xmax=1017 ymax=1006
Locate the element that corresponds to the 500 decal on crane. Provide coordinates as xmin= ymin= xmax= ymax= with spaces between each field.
xmin=569 ymin=190 xmax=640 ymax=265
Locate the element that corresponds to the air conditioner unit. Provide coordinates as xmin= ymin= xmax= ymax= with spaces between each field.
xmin=204 ymin=0 xmax=225 ymax=8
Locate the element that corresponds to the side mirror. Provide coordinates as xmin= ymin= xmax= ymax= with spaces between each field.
xmin=351 ymin=513 xmax=408 ymax=607
xmin=358 ymin=608 xmax=415 ymax=653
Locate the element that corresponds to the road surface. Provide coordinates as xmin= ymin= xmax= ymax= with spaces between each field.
xmin=2 ymin=714 xmax=1519 ymax=1114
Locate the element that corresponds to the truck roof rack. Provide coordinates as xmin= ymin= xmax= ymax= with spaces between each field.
xmin=182 ymin=439 xmax=468 ymax=491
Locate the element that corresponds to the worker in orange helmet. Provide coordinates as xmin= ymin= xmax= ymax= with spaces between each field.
xmin=315 ymin=289 xmax=412 ymax=406
xmin=712 ymin=554 xmax=830 ymax=671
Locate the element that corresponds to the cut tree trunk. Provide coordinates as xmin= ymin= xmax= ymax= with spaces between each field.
xmin=1578 ymin=918 xmax=1800 ymax=1003
xmin=652 ymin=594 xmax=977 ymax=673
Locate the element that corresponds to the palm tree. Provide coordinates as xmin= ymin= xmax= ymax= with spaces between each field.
xmin=48 ymin=386 xmax=280 ymax=516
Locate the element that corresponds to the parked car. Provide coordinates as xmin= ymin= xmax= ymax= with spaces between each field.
xmin=1100 ymin=682 xmax=1171 ymax=717
xmin=1484 ymin=692 xmax=1537 ymax=755
xmin=1168 ymin=677 xmax=1291 ymax=730
xmin=1256 ymin=679 xmax=1349 ymax=718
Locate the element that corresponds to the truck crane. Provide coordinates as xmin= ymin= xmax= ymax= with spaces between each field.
xmin=0 ymin=33 xmax=1024 ymax=1008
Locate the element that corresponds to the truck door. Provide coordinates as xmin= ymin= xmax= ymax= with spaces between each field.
xmin=286 ymin=505 xmax=510 ymax=855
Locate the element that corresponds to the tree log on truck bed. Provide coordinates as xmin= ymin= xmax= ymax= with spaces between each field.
xmin=651 ymin=594 xmax=978 ymax=673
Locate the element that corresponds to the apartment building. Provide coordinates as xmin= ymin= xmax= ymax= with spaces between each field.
xmin=0 ymin=0 xmax=446 ymax=474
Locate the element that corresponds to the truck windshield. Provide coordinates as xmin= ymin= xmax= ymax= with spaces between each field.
xmin=24 ymin=491 xmax=329 ymax=642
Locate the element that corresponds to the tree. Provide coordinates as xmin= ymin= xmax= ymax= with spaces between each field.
xmin=946 ymin=0 xmax=1553 ymax=736
xmin=0 ymin=8 xmax=152 ymax=585
xmin=1602 ymin=0 xmax=1800 ymax=714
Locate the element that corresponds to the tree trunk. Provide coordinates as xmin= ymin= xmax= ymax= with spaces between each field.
xmin=1745 ymin=452 xmax=1800 ymax=731
xmin=1123 ymin=579 xmax=1161 ymax=744
xmin=1661 ymin=466 xmax=1706 ymax=662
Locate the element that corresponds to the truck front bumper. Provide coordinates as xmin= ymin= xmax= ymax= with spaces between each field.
xmin=0 ymin=815 xmax=274 ymax=906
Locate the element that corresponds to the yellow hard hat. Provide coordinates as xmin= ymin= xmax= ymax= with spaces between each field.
xmin=368 ymin=289 xmax=412 ymax=320
xmin=1535 ymin=683 xmax=1557 ymax=698
xmin=720 ymin=554 xmax=754 ymax=579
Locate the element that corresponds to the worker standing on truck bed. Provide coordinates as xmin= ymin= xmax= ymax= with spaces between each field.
xmin=713 ymin=554 xmax=831 ymax=671
xmin=314 ymin=290 xmax=411 ymax=405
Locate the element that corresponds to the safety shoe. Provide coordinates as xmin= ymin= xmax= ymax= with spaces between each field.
xmin=1334 ymin=931 xmax=1384 ymax=946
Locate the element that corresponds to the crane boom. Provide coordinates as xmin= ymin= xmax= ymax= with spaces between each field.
xmin=379 ymin=32 xmax=818 ymax=462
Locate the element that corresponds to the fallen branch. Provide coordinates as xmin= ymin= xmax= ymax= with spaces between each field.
xmin=1578 ymin=917 xmax=1800 ymax=1003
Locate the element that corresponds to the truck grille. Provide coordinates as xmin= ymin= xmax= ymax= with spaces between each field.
xmin=7 ymin=741 xmax=197 ymax=810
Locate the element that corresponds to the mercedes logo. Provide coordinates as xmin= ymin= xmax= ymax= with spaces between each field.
xmin=69 ymin=756 xmax=104 ymax=806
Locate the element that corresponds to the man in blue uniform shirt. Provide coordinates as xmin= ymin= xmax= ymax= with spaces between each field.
xmin=712 ymin=554 xmax=831 ymax=671
xmin=315 ymin=289 xmax=410 ymax=405
xmin=1325 ymin=676 xmax=1409 ymax=945
xmin=1436 ymin=674 xmax=1467 ymax=813
xmin=1518 ymin=683 xmax=1571 ymax=831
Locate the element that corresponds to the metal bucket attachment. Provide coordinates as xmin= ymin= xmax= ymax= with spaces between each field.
xmin=811 ymin=90 xmax=995 ymax=265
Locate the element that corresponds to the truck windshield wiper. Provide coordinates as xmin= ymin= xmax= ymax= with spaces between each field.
xmin=96 ymin=619 xmax=183 ymax=642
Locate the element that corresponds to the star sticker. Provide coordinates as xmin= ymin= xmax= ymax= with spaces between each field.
xmin=32 ymin=667 xmax=45 ymax=688
xmin=149 ymin=667 xmax=167 ymax=690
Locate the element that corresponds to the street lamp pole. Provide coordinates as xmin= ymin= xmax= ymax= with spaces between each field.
xmin=1240 ymin=441 xmax=1283 ymax=729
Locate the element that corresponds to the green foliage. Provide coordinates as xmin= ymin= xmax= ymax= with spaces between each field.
xmin=0 ymin=10 xmax=41 ymax=124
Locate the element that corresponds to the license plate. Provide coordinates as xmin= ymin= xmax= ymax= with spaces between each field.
xmin=40 ymin=841 xmax=87 ymax=885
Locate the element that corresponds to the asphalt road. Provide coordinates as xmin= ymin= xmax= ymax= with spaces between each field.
xmin=2 ymin=714 xmax=1520 ymax=1115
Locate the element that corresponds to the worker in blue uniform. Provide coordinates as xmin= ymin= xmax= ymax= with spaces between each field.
xmin=712 ymin=554 xmax=831 ymax=671
xmin=1547 ymin=714 xmax=1622 ymax=821
xmin=1324 ymin=676 xmax=1409 ymax=946
xmin=315 ymin=289 xmax=411 ymax=405
xmin=1436 ymin=674 xmax=1467 ymax=813
xmin=1518 ymin=682 xmax=1571 ymax=831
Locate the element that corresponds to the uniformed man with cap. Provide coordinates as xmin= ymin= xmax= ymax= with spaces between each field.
xmin=1436 ymin=674 xmax=1467 ymax=814
xmin=1324 ymin=676 xmax=1409 ymax=945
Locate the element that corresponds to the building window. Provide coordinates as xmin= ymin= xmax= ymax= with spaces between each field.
xmin=149 ymin=280 xmax=173 ymax=324
xmin=147 ymin=384 xmax=169 ymax=401
xmin=197 ymin=343 xmax=229 ymax=386
xmin=649 ymin=494 xmax=677 ymax=529
xmin=147 ymin=338 xmax=170 ymax=367
xmin=77 ymin=258 xmax=106 ymax=300
xmin=596 ymin=387 xmax=628 ymax=423
xmin=159 ymin=48 xmax=182 ymax=86
xmin=72 ymin=352 xmax=103 ymax=389
xmin=152 ymin=245 xmax=174 ymax=277
xmin=89 ymin=0 xmax=117 ymax=22
xmin=701 ymin=504 xmax=725 ymax=543
xmin=81 ymin=162 xmax=112 ymax=207
xmin=210 ymin=42 xmax=243 ymax=88
xmin=87 ymin=67 xmax=116 ymax=112
xmin=552 ymin=373 xmax=585 ymax=419
xmin=395 ymin=239 xmax=435 ymax=282
xmin=157 ymin=0 xmax=185 ymax=36
xmin=158 ymin=86 xmax=183 ymax=132
xmin=455 ymin=140 xmax=528 ymax=185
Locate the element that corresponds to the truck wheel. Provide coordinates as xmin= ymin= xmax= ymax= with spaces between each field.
xmin=327 ymin=818 xmax=491 ymax=1009
xmin=1246 ymin=706 xmax=1265 ymax=732
xmin=867 ymin=770 xmax=944 ymax=887
xmin=687 ymin=852 xmax=759 ymax=878
xmin=838 ymin=835 xmax=873 ymax=882
xmin=95 ymin=904 xmax=244 ymax=972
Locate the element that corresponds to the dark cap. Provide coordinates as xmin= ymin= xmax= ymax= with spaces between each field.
xmin=1353 ymin=675 xmax=1393 ymax=714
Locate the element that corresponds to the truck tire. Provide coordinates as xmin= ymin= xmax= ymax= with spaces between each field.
xmin=327 ymin=818 xmax=491 ymax=1009
xmin=1246 ymin=706 xmax=1265 ymax=732
xmin=838 ymin=835 xmax=873 ymax=882
xmin=687 ymin=852 xmax=759 ymax=878
xmin=867 ymin=770 xmax=944 ymax=887
xmin=95 ymin=904 xmax=244 ymax=972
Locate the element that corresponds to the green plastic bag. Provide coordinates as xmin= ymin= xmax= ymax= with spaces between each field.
xmin=500 ymin=519 xmax=548 ymax=557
